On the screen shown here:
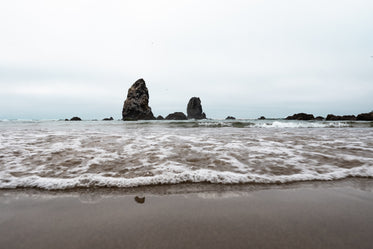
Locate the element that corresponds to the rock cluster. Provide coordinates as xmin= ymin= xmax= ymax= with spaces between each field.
xmin=225 ymin=116 xmax=236 ymax=120
xmin=285 ymin=111 xmax=373 ymax=121
xmin=357 ymin=111 xmax=373 ymax=121
xmin=119 ymin=79 xmax=371 ymax=122
xmin=187 ymin=97 xmax=206 ymax=119
xmin=122 ymin=79 xmax=155 ymax=120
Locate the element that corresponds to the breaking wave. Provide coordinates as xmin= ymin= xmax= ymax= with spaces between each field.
xmin=0 ymin=120 xmax=372 ymax=190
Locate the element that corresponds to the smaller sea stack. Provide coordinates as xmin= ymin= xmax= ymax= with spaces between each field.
xmin=187 ymin=97 xmax=206 ymax=119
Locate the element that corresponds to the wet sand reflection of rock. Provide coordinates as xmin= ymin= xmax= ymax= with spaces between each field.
xmin=134 ymin=196 xmax=145 ymax=204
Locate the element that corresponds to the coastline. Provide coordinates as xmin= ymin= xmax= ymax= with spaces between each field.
xmin=1 ymin=179 xmax=372 ymax=249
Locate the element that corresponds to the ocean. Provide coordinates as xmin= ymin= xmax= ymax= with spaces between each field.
xmin=0 ymin=119 xmax=372 ymax=190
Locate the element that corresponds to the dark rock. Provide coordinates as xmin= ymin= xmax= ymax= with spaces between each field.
xmin=225 ymin=116 xmax=236 ymax=120
xmin=156 ymin=115 xmax=164 ymax=120
xmin=134 ymin=196 xmax=145 ymax=204
xmin=165 ymin=112 xmax=187 ymax=120
xmin=342 ymin=115 xmax=357 ymax=120
xmin=64 ymin=119 xmax=69 ymax=121
xmin=314 ymin=116 xmax=324 ymax=121
xmin=258 ymin=116 xmax=266 ymax=120
xmin=103 ymin=117 xmax=114 ymax=121
xmin=285 ymin=113 xmax=315 ymax=120
xmin=326 ymin=114 xmax=356 ymax=121
xmin=326 ymin=114 xmax=339 ymax=121
xmin=187 ymin=97 xmax=206 ymax=119
xmin=122 ymin=79 xmax=155 ymax=120
xmin=356 ymin=112 xmax=373 ymax=121
xmin=70 ymin=117 xmax=82 ymax=121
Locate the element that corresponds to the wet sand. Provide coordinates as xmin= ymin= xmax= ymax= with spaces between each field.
xmin=0 ymin=179 xmax=372 ymax=249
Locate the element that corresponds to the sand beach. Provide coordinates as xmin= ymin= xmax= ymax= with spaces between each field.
xmin=1 ymin=179 xmax=372 ymax=249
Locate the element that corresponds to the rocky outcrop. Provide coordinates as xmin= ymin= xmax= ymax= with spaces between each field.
xmin=156 ymin=115 xmax=164 ymax=120
xmin=225 ymin=116 xmax=236 ymax=120
xmin=314 ymin=116 xmax=324 ymax=121
xmin=258 ymin=116 xmax=266 ymax=120
xmin=70 ymin=117 xmax=82 ymax=121
xmin=165 ymin=112 xmax=187 ymax=120
xmin=325 ymin=114 xmax=338 ymax=120
xmin=285 ymin=113 xmax=315 ymax=120
xmin=103 ymin=117 xmax=114 ymax=121
xmin=357 ymin=112 xmax=373 ymax=121
xmin=342 ymin=115 xmax=356 ymax=120
xmin=326 ymin=114 xmax=356 ymax=121
xmin=122 ymin=79 xmax=155 ymax=120
xmin=187 ymin=97 xmax=206 ymax=119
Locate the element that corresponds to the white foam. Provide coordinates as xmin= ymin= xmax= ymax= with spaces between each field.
xmin=0 ymin=165 xmax=372 ymax=190
xmin=1 ymin=120 xmax=372 ymax=190
xmin=253 ymin=121 xmax=350 ymax=128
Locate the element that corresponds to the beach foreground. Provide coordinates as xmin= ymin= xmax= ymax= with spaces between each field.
xmin=0 ymin=179 xmax=372 ymax=249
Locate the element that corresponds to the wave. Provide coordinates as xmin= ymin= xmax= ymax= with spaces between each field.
xmin=197 ymin=121 xmax=352 ymax=128
xmin=1 ymin=118 xmax=372 ymax=190
xmin=1 ymin=166 xmax=372 ymax=190
xmin=1 ymin=119 xmax=371 ymax=128
xmin=251 ymin=121 xmax=351 ymax=128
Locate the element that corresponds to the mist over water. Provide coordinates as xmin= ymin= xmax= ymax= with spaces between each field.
xmin=0 ymin=119 xmax=372 ymax=190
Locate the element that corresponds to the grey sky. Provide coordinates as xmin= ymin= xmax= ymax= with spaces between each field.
xmin=1 ymin=0 xmax=372 ymax=119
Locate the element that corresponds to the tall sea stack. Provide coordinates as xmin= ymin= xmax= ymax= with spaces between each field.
xmin=122 ymin=79 xmax=155 ymax=120
xmin=187 ymin=97 xmax=206 ymax=119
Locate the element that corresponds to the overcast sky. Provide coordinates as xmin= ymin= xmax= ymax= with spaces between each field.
xmin=1 ymin=0 xmax=372 ymax=119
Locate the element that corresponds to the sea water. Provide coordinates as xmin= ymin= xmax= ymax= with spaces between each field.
xmin=0 ymin=119 xmax=372 ymax=189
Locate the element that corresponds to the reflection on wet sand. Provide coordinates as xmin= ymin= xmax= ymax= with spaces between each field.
xmin=0 ymin=179 xmax=373 ymax=249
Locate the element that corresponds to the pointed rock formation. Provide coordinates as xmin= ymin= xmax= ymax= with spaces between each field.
xmin=187 ymin=97 xmax=206 ymax=119
xmin=122 ymin=79 xmax=155 ymax=120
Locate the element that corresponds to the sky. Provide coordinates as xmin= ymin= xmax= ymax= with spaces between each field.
xmin=0 ymin=0 xmax=372 ymax=119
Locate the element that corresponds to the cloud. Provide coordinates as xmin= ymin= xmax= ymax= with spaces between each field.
xmin=0 ymin=0 xmax=372 ymax=119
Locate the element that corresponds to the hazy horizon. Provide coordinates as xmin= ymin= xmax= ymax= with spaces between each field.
xmin=1 ymin=0 xmax=372 ymax=120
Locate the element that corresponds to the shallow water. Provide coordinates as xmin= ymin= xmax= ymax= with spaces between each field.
xmin=0 ymin=119 xmax=372 ymax=189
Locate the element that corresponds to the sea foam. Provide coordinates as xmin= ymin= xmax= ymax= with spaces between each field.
xmin=0 ymin=120 xmax=372 ymax=190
